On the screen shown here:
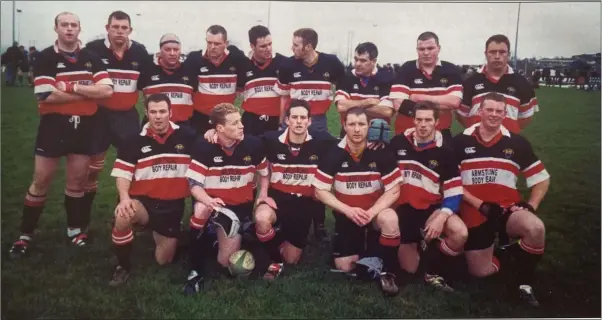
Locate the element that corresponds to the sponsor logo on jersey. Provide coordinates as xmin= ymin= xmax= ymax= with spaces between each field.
xmin=175 ymin=144 xmax=185 ymax=152
xmin=323 ymin=72 xmax=330 ymax=79
xmin=464 ymin=147 xmax=476 ymax=154
xmin=503 ymin=148 xmax=514 ymax=159
xmin=229 ymin=66 xmax=236 ymax=72
xmin=214 ymin=156 xmax=223 ymax=163
xmin=101 ymin=58 xmax=109 ymax=64
xmin=342 ymin=162 xmax=349 ymax=168
xmin=507 ymin=86 xmax=516 ymax=94
xmin=475 ymin=83 xmax=484 ymax=90
xmin=398 ymin=149 xmax=407 ymax=156
xmin=182 ymin=76 xmax=189 ymax=83
xmin=57 ymin=62 xmax=66 ymax=68
xmin=293 ymin=72 xmax=301 ymax=78
xmin=131 ymin=61 xmax=139 ymax=69
xmin=151 ymin=75 xmax=160 ymax=81
xmin=353 ymin=84 xmax=359 ymax=90
xmin=141 ymin=146 xmax=152 ymax=153
xmin=246 ymin=71 xmax=253 ymax=77
xmin=84 ymin=61 xmax=92 ymax=69
xmin=309 ymin=154 xmax=318 ymax=162
xmin=200 ymin=67 xmax=209 ymax=72
xmin=277 ymin=154 xmax=286 ymax=160
xmin=374 ymin=86 xmax=379 ymax=92
xmin=414 ymin=78 xmax=423 ymax=84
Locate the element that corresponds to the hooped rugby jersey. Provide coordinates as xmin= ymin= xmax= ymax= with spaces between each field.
xmin=459 ymin=65 xmax=539 ymax=134
xmin=186 ymin=135 xmax=269 ymax=206
xmin=262 ymin=128 xmax=338 ymax=197
xmin=111 ymin=122 xmax=195 ymax=200
xmin=389 ymin=128 xmax=462 ymax=210
xmin=452 ymin=123 xmax=550 ymax=228
xmin=275 ymin=52 xmax=346 ymax=115
xmin=34 ymin=42 xmax=112 ymax=116
xmin=390 ymin=60 xmax=463 ymax=134
xmin=313 ymin=138 xmax=402 ymax=210
xmin=86 ymin=38 xmax=150 ymax=111
xmin=239 ymin=53 xmax=288 ymax=117
xmin=334 ymin=68 xmax=394 ymax=124
xmin=139 ymin=60 xmax=194 ymax=122
xmin=184 ymin=49 xmax=248 ymax=115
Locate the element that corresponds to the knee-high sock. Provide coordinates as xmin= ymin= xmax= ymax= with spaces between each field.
xmin=188 ymin=216 xmax=208 ymax=274
xmin=379 ymin=232 xmax=401 ymax=274
xmin=20 ymin=191 xmax=47 ymax=235
xmin=112 ymin=227 xmax=134 ymax=270
xmin=256 ymin=226 xmax=284 ymax=263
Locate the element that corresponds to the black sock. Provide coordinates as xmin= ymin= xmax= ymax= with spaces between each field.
xmin=188 ymin=226 xmax=208 ymax=275
xmin=378 ymin=233 xmax=401 ymax=274
xmin=398 ymin=268 xmax=417 ymax=286
xmin=21 ymin=192 xmax=47 ymax=234
xmin=81 ymin=191 xmax=97 ymax=230
xmin=256 ymin=227 xmax=284 ymax=263
xmin=512 ymin=242 xmax=543 ymax=286
xmin=64 ymin=192 xmax=85 ymax=230
xmin=112 ymin=228 xmax=134 ymax=270
xmin=312 ymin=204 xmax=326 ymax=230
xmin=424 ymin=242 xmax=446 ymax=276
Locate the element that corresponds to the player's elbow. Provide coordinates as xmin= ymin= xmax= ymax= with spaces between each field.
xmin=99 ymin=85 xmax=114 ymax=99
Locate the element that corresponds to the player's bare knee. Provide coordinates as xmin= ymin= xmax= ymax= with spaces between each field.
xmin=334 ymin=259 xmax=355 ymax=272
xmin=525 ymin=217 xmax=546 ymax=240
xmin=284 ymin=253 xmax=301 ymax=265
xmin=193 ymin=202 xmax=213 ymax=219
xmin=469 ymin=266 xmax=496 ymax=278
xmin=375 ymin=209 xmax=399 ymax=233
xmin=447 ymin=217 xmax=468 ymax=244
xmin=254 ymin=205 xmax=275 ymax=226
xmin=217 ymin=255 xmax=230 ymax=268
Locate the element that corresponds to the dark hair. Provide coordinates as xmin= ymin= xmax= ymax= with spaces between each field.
xmin=414 ymin=101 xmax=440 ymax=120
xmin=286 ymin=99 xmax=311 ymax=118
xmin=355 ymin=42 xmax=378 ymax=60
xmin=107 ymin=10 xmax=131 ymax=26
xmin=210 ymin=103 xmax=239 ymax=128
xmin=29 ymin=46 xmax=36 ymax=51
xmin=54 ymin=11 xmax=79 ymax=27
xmin=344 ymin=106 xmax=369 ymax=123
xmin=207 ymin=25 xmax=228 ymax=41
xmin=486 ymin=34 xmax=510 ymax=51
xmin=293 ymin=28 xmax=318 ymax=49
xmin=145 ymin=93 xmax=171 ymax=110
xmin=481 ymin=92 xmax=506 ymax=108
xmin=417 ymin=31 xmax=439 ymax=45
xmin=248 ymin=25 xmax=270 ymax=45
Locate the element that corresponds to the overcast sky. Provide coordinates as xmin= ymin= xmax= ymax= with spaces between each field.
xmin=1 ymin=1 xmax=600 ymax=65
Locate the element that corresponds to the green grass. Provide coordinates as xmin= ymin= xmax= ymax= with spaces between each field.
xmin=1 ymin=85 xmax=601 ymax=319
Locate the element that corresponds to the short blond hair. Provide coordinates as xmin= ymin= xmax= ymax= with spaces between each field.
xmin=210 ymin=103 xmax=239 ymax=128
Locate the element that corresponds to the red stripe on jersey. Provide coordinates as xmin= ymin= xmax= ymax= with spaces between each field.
xmin=443 ymin=178 xmax=462 ymax=190
xmin=400 ymin=163 xmax=439 ymax=184
xmin=382 ymin=169 xmax=402 ymax=189
xmin=314 ymin=170 xmax=333 ymax=185
xmin=335 ymin=190 xmax=382 ymax=210
xmin=198 ymin=76 xmax=237 ymax=83
xmin=244 ymin=79 xmax=277 ymax=90
xmin=523 ymin=161 xmax=545 ymax=178
xmin=137 ymin=155 xmax=192 ymax=169
xmin=56 ymin=73 xmax=93 ymax=82
xmin=205 ymin=166 xmax=256 ymax=176
xmin=290 ymin=82 xmax=332 ymax=90
xmin=472 ymin=94 xmax=520 ymax=107
xmin=108 ymin=70 xmax=140 ymax=80
xmin=304 ymin=100 xmax=331 ymax=115
xmin=193 ymin=93 xmax=237 ymax=114
xmin=271 ymin=183 xmax=314 ymax=197
xmin=390 ymin=85 xmax=411 ymax=95
xmin=39 ymin=101 xmax=98 ymax=116
xmin=241 ymin=97 xmax=280 ymax=116
xmin=93 ymin=71 xmax=110 ymax=83
xmin=460 ymin=184 xmax=520 ymax=228
xmin=34 ymin=77 xmax=56 ymax=86
xmin=129 ymin=178 xmax=190 ymax=200
xmin=461 ymin=160 xmax=520 ymax=176
xmin=143 ymin=86 xmax=193 ymax=94
xmin=188 ymin=161 xmax=208 ymax=176
xmin=205 ymin=186 xmax=254 ymax=206
xmin=397 ymin=184 xmax=441 ymax=209
xmin=335 ymin=173 xmax=381 ymax=182
xmin=114 ymin=161 xmax=135 ymax=173
xmin=169 ymin=105 xmax=193 ymax=122
xmin=101 ymin=92 xmax=139 ymax=111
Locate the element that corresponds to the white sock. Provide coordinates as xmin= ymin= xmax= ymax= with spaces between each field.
xmin=67 ymin=228 xmax=81 ymax=238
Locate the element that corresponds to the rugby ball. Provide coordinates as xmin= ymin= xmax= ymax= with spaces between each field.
xmin=228 ymin=250 xmax=255 ymax=276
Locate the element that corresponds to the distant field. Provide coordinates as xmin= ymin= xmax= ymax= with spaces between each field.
xmin=1 ymin=85 xmax=600 ymax=319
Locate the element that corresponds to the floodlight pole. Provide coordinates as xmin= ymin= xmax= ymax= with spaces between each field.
xmin=12 ymin=0 xmax=16 ymax=44
xmin=513 ymin=2 xmax=521 ymax=68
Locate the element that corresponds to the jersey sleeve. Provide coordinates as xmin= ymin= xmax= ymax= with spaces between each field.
xmin=440 ymin=147 xmax=463 ymax=214
xmin=389 ymin=65 xmax=412 ymax=100
xmin=111 ymin=138 xmax=140 ymax=181
xmin=236 ymin=57 xmax=251 ymax=90
xmin=445 ymin=65 xmax=463 ymax=100
xmin=378 ymin=81 xmax=394 ymax=109
xmin=332 ymin=56 xmax=346 ymax=87
xmin=458 ymin=77 xmax=475 ymax=119
xmin=312 ymin=149 xmax=343 ymax=191
xmin=379 ymin=146 xmax=403 ymax=191
xmin=33 ymin=52 xmax=57 ymax=101
xmin=518 ymin=82 xmax=539 ymax=120
xmin=251 ymin=137 xmax=269 ymax=177
xmin=516 ymin=137 xmax=550 ymax=188
xmin=334 ymin=73 xmax=351 ymax=103
xmin=185 ymin=139 xmax=211 ymax=186
xmin=89 ymin=53 xmax=112 ymax=86
xmin=137 ymin=58 xmax=152 ymax=92
xmin=274 ymin=59 xmax=291 ymax=96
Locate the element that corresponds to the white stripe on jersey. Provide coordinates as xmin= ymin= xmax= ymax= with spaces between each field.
xmin=460 ymin=168 xmax=518 ymax=190
xmin=133 ymin=163 xmax=189 ymax=181
xmin=526 ymin=170 xmax=550 ymax=188
xmin=334 ymin=178 xmax=383 ymax=196
xmin=111 ymin=168 xmax=134 ymax=181
xmin=203 ymin=172 xmax=255 ymax=189
xmin=139 ymin=153 xmax=191 ymax=163
xmin=400 ymin=170 xmax=440 ymax=195
xmin=34 ymin=84 xmax=55 ymax=94
xmin=56 ymin=71 xmax=92 ymax=77
xmin=461 ymin=157 xmax=520 ymax=169
xmin=270 ymin=164 xmax=317 ymax=186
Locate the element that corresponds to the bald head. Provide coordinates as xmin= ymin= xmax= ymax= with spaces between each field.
xmin=54 ymin=11 xmax=80 ymax=27
xmin=54 ymin=12 xmax=81 ymax=48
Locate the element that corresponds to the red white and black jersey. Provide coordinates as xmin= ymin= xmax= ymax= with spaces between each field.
xmin=390 ymin=60 xmax=463 ymax=134
xmin=275 ymin=52 xmax=346 ymax=115
xmin=389 ymin=129 xmax=462 ymax=210
xmin=261 ymin=129 xmax=338 ymax=197
xmin=458 ymin=65 xmax=539 ymax=134
xmin=139 ymin=60 xmax=194 ymax=123
xmin=86 ymin=38 xmax=150 ymax=111
xmin=34 ymin=42 xmax=112 ymax=116
xmin=313 ymin=138 xmax=402 ymax=210
xmin=452 ymin=123 xmax=550 ymax=228
xmin=239 ymin=53 xmax=288 ymax=117
xmin=334 ymin=68 xmax=394 ymax=124
xmin=111 ymin=122 xmax=195 ymax=200
xmin=184 ymin=50 xmax=248 ymax=115
xmin=186 ymin=136 xmax=269 ymax=206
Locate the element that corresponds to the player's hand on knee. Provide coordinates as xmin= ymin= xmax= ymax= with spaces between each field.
xmin=256 ymin=196 xmax=278 ymax=210
xmin=346 ymin=207 xmax=370 ymax=226
xmin=208 ymin=197 xmax=226 ymax=210
xmin=478 ymin=202 xmax=505 ymax=220
xmin=424 ymin=210 xmax=447 ymax=241
xmin=510 ymin=201 xmax=536 ymax=213
xmin=115 ymin=199 xmax=136 ymax=220
xmin=203 ymin=129 xmax=217 ymax=144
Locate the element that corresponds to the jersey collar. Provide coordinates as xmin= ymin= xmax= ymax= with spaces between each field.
xmin=104 ymin=36 xmax=132 ymax=60
xmin=462 ymin=123 xmax=510 ymax=147
xmin=54 ymin=40 xmax=84 ymax=63
xmin=278 ymin=128 xmax=313 ymax=144
xmin=139 ymin=121 xmax=179 ymax=144
xmin=338 ymin=136 xmax=365 ymax=162
xmin=403 ymin=127 xmax=443 ymax=151
xmin=415 ymin=59 xmax=442 ymax=69
xmin=252 ymin=53 xmax=275 ymax=70
xmin=204 ymin=48 xmax=230 ymax=67
xmin=416 ymin=59 xmax=442 ymax=79
xmin=351 ymin=66 xmax=378 ymax=78
xmin=478 ymin=64 xmax=514 ymax=83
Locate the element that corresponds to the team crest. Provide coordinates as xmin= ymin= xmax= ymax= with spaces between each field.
xmin=374 ymin=86 xmax=379 ymax=92
xmin=229 ymin=66 xmax=237 ymax=72
xmin=323 ymin=72 xmax=330 ymax=79
xmin=131 ymin=61 xmax=139 ymax=69
xmin=182 ymin=76 xmax=189 ymax=82
xmin=368 ymin=162 xmax=377 ymax=170
xmin=440 ymin=78 xmax=448 ymax=85
xmin=84 ymin=61 xmax=92 ymax=69
xmin=243 ymin=156 xmax=252 ymax=164
xmin=174 ymin=144 xmax=185 ymax=153
xmin=309 ymin=154 xmax=318 ymax=162
xmin=428 ymin=160 xmax=438 ymax=169
xmin=507 ymin=86 xmax=516 ymax=94
xmin=275 ymin=69 xmax=280 ymax=75
xmin=502 ymin=148 xmax=514 ymax=159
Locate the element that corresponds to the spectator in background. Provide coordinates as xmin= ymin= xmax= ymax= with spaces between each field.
xmin=17 ymin=46 xmax=30 ymax=86
xmin=2 ymin=42 xmax=24 ymax=86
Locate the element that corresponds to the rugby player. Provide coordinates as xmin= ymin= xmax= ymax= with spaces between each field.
xmin=457 ymin=34 xmax=539 ymax=134
xmin=108 ymin=93 xmax=195 ymax=286
xmin=139 ymin=33 xmax=194 ymax=129
xmin=185 ymin=25 xmax=248 ymax=135
xmin=183 ymin=103 xmax=269 ymax=293
xmin=84 ymin=10 xmax=151 ymax=229
xmin=9 ymin=12 xmax=113 ymax=258
xmin=389 ymin=101 xmax=467 ymax=291
xmin=313 ymin=107 xmax=403 ymax=296
xmin=390 ymin=32 xmax=463 ymax=141
xmin=253 ymin=99 xmax=337 ymax=280
xmin=453 ymin=92 xmax=550 ymax=306
xmin=238 ymin=25 xmax=288 ymax=136
xmin=335 ymin=42 xmax=394 ymax=138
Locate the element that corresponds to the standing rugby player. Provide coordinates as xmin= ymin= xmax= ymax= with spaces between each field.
xmin=84 ymin=11 xmax=151 ymax=226
xmin=335 ymin=42 xmax=394 ymax=138
xmin=390 ymin=32 xmax=463 ymax=141
xmin=313 ymin=107 xmax=403 ymax=296
xmin=9 ymin=12 xmax=113 ymax=258
xmin=453 ymin=92 xmax=550 ymax=306
xmin=389 ymin=101 xmax=467 ymax=291
xmin=457 ymin=34 xmax=539 ymax=134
